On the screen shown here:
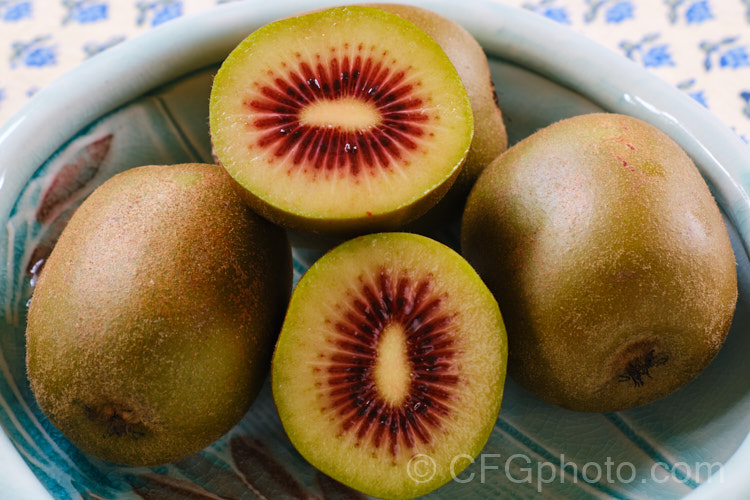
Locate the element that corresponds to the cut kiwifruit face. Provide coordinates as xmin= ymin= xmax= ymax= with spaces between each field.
xmin=272 ymin=233 xmax=507 ymax=499
xmin=210 ymin=6 xmax=473 ymax=236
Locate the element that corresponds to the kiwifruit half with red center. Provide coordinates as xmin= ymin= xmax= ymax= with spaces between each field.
xmin=209 ymin=6 xmax=473 ymax=236
xmin=272 ymin=232 xmax=507 ymax=498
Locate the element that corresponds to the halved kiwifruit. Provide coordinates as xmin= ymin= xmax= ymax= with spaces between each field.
xmin=272 ymin=233 xmax=507 ymax=498
xmin=209 ymin=6 xmax=474 ymax=236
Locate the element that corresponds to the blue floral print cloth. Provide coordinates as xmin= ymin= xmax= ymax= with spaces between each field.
xmin=0 ymin=0 xmax=748 ymax=141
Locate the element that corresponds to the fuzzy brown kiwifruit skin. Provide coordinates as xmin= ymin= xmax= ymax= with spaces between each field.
xmin=367 ymin=3 xmax=508 ymax=227
xmin=461 ymin=113 xmax=738 ymax=412
xmin=26 ymin=163 xmax=292 ymax=466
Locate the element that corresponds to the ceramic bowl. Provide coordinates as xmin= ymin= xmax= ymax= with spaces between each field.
xmin=1 ymin=0 xmax=749 ymax=498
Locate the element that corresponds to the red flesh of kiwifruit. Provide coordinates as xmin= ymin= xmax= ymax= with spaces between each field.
xmin=323 ymin=268 xmax=458 ymax=458
xmin=247 ymin=46 xmax=430 ymax=179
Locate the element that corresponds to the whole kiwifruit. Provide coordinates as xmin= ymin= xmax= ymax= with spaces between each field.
xmin=209 ymin=6 xmax=474 ymax=236
xmin=461 ymin=113 xmax=737 ymax=412
xmin=367 ymin=3 xmax=508 ymax=216
xmin=272 ymin=232 xmax=507 ymax=498
xmin=26 ymin=163 xmax=292 ymax=466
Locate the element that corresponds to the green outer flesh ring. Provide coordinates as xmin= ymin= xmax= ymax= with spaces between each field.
xmin=209 ymin=6 xmax=473 ymax=236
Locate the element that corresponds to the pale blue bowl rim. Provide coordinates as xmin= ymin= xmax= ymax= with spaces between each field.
xmin=0 ymin=0 xmax=749 ymax=498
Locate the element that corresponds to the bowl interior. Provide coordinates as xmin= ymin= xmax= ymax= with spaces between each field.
xmin=1 ymin=3 xmax=750 ymax=499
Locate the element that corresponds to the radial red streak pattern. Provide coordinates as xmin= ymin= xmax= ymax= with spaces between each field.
xmin=247 ymin=55 xmax=428 ymax=176
xmin=325 ymin=269 xmax=457 ymax=457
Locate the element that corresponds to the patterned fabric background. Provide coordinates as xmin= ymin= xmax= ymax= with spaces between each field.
xmin=0 ymin=0 xmax=749 ymax=144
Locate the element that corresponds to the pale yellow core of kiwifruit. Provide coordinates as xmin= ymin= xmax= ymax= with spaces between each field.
xmin=373 ymin=322 xmax=412 ymax=405
xmin=299 ymin=97 xmax=382 ymax=131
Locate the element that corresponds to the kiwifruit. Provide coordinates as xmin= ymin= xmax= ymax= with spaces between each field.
xmin=462 ymin=113 xmax=738 ymax=412
xmin=209 ymin=6 xmax=474 ymax=236
xmin=272 ymin=232 xmax=507 ymax=499
xmin=26 ymin=163 xmax=292 ymax=466
xmin=367 ymin=3 xmax=508 ymax=222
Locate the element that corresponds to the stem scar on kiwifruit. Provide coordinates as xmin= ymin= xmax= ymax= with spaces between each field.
xmin=210 ymin=6 xmax=474 ymax=235
xmin=83 ymin=403 xmax=146 ymax=439
xmin=272 ymin=233 xmax=507 ymax=498
xmin=617 ymin=348 xmax=670 ymax=387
